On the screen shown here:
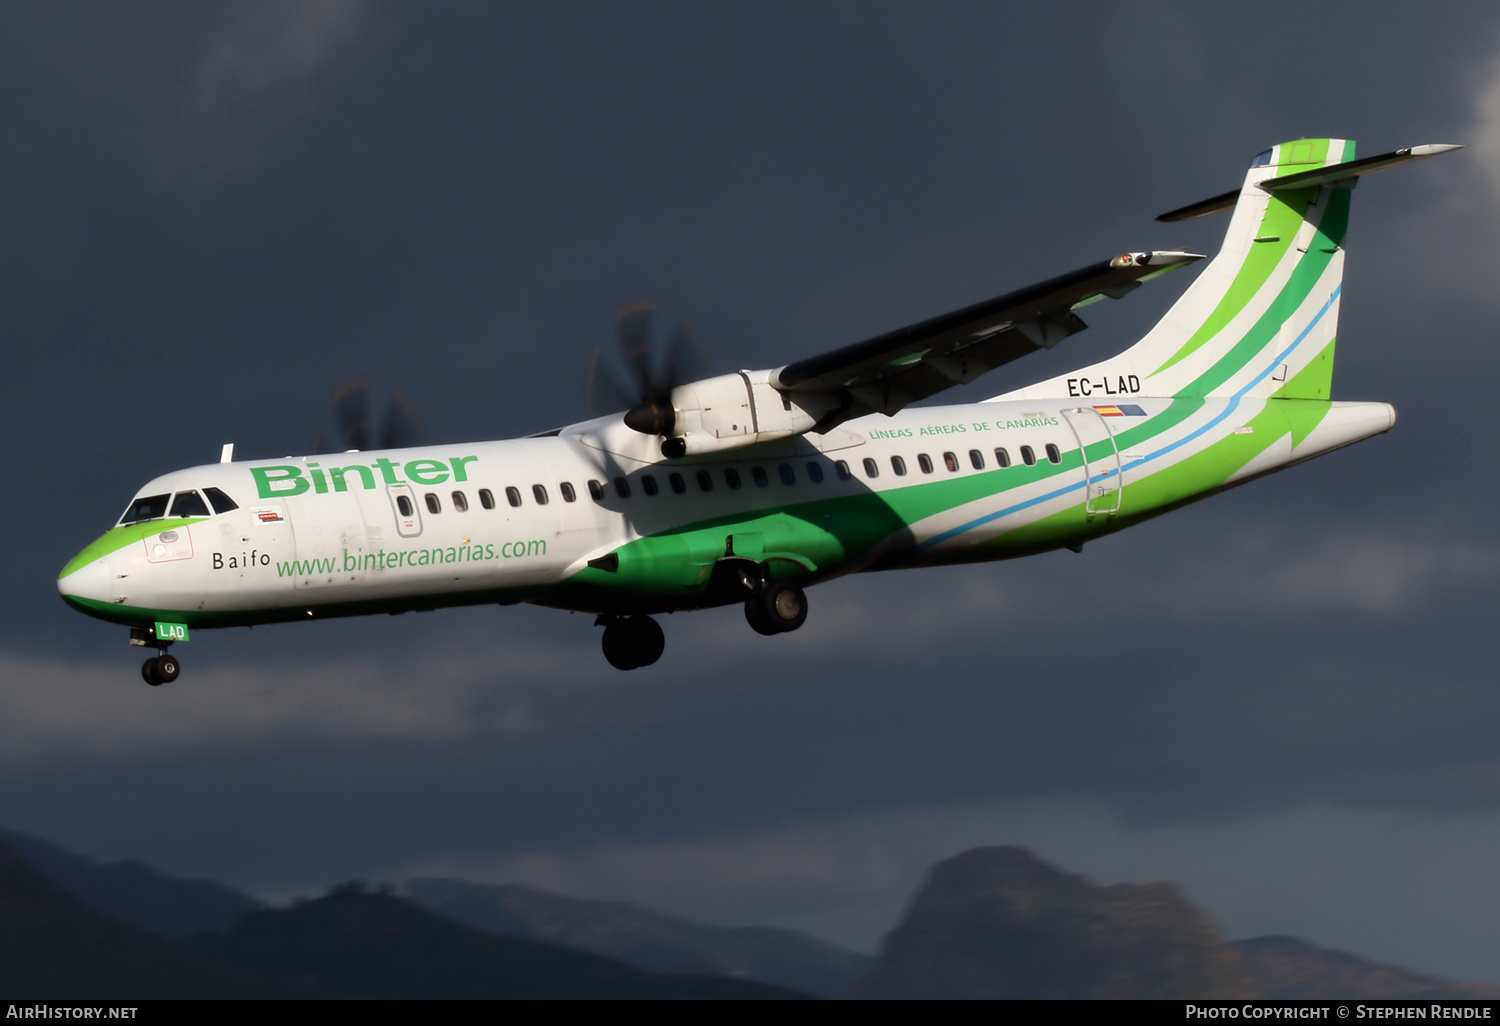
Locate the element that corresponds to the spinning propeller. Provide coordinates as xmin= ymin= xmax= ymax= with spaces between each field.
xmin=310 ymin=375 xmax=426 ymax=453
xmin=584 ymin=299 xmax=707 ymax=436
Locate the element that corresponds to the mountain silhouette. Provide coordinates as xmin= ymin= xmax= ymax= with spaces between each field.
xmin=852 ymin=846 xmax=1255 ymax=999
xmin=1235 ymin=935 xmax=1500 ymax=1000
xmin=407 ymin=877 xmax=870 ymax=996
xmin=0 ymin=842 xmax=288 ymax=998
xmin=0 ymin=826 xmax=259 ymax=938
xmin=188 ymin=881 xmax=807 ymax=999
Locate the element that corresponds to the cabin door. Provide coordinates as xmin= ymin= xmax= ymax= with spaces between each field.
xmin=1061 ymin=407 xmax=1123 ymax=517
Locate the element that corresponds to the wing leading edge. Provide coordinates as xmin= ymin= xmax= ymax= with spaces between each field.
xmin=773 ymin=250 xmax=1202 ymax=417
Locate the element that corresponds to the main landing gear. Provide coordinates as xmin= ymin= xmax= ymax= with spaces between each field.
xmin=744 ymin=580 xmax=808 ymax=636
xmin=594 ymin=578 xmax=810 ymax=671
xmin=597 ymin=614 xmax=666 ymax=671
xmin=141 ymin=648 xmax=180 ymax=687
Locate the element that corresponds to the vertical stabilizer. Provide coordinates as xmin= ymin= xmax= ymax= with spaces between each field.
xmin=996 ymin=138 xmax=1360 ymax=403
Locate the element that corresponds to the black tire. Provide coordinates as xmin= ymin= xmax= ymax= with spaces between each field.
xmin=757 ymin=580 xmax=808 ymax=633
xmin=744 ymin=595 xmax=781 ymax=636
xmin=156 ymin=654 xmax=180 ymax=682
xmin=601 ymin=624 xmax=640 ymax=671
xmin=630 ymin=616 xmax=665 ymax=667
xmin=141 ymin=657 xmax=163 ymax=687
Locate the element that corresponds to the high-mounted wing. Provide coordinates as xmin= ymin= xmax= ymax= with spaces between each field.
xmin=772 ymin=251 xmax=1201 ymax=417
xmin=598 ymin=249 xmax=1202 ymax=460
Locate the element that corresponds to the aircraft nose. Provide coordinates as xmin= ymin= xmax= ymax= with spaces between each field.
xmin=57 ymin=554 xmax=114 ymax=610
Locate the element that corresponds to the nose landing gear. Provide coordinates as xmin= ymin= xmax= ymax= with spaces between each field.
xmin=141 ymin=649 xmax=180 ymax=686
xmin=132 ymin=626 xmax=181 ymax=686
xmin=597 ymin=614 xmax=665 ymax=671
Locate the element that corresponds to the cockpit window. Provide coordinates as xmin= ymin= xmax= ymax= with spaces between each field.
xmin=120 ymin=494 xmax=170 ymax=525
xmin=169 ymin=490 xmax=211 ymax=518
xmin=203 ymin=487 xmax=239 ymax=514
xmin=1250 ymin=148 xmax=1274 ymax=168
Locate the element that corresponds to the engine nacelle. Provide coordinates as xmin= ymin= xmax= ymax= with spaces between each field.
xmin=664 ymin=370 xmax=841 ymax=457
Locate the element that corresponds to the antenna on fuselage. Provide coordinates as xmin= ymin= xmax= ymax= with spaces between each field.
xmin=219 ymin=443 xmax=234 ymax=463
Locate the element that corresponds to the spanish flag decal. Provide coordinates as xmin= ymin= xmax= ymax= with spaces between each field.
xmin=1093 ymin=404 xmax=1146 ymax=417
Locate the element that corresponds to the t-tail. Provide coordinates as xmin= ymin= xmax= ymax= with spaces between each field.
xmin=997 ymin=138 xmax=1460 ymax=407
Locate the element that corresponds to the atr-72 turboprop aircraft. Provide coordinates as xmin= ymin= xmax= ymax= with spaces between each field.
xmin=59 ymin=138 xmax=1458 ymax=683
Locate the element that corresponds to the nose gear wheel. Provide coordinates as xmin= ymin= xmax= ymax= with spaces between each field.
xmin=140 ymin=652 xmax=180 ymax=686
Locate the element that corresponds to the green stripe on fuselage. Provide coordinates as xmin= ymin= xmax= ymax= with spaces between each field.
xmin=971 ymin=397 xmax=1329 ymax=555
xmin=59 ymin=518 xmax=208 ymax=579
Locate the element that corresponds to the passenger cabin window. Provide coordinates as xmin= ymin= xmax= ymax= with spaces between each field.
xmin=397 ymin=495 xmax=414 ymax=517
xmin=891 ymin=456 xmax=906 ymax=476
xmin=863 ymin=458 xmax=879 ymax=479
xmin=479 ymin=488 xmax=495 ymax=509
xmin=588 ymin=480 xmax=605 ymax=501
xmin=669 ymin=472 xmax=686 ymax=494
xmin=835 ymin=461 xmax=852 ymax=480
xmin=918 ymin=454 xmax=934 ymax=474
xmin=642 ymin=474 xmax=659 ymax=496
xmin=779 ymin=464 xmax=795 ymax=485
xmin=1045 ymin=443 xmax=1061 ymax=464
xmin=995 ymin=447 xmax=1011 ymax=468
xmin=696 ymin=470 xmax=713 ymax=492
xmin=613 ymin=477 xmax=631 ymax=499
xmin=506 ymin=486 xmax=523 ymax=507
xmin=806 ymin=462 xmax=823 ymax=483
xmin=1021 ymin=445 xmax=1036 ymax=467
xmin=169 ymin=490 xmax=210 ymax=518
xmin=452 ymin=490 xmax=469 ymax=512
xmin=203 ymin=487 xmax=239 ymax=514
xmin=533 ymin=484 xmax=549 ymax=505
xmin=969 ymin=449 xmax=985 ymax=470
xmin=560 ymin=482 xmax=577 ymax=503
xmin=425 ymin=493 xmax=442 ymax=514
xmin=752 ymin=466 xmax=769 ymax=488
xmin=725 ymin=468 xmax=742 ymax=489
xmin=943 ymin=452 xmax=959 ymax=472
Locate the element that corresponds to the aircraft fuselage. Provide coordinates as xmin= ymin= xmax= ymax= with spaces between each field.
xmin=58 ymin=393 xmax=1393 ymax=631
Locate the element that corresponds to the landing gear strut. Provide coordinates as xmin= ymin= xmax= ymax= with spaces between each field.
xmin=598 ymin=614 xmax=665 ymax=671
xmin=140 ymin=648 xmax=180 ymax=686
xmin=745 ymin=579 xmax=808 ymax=635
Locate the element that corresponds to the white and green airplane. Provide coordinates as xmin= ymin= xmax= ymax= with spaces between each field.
xmin=59 ymin=138 xmax=1457 ymax=684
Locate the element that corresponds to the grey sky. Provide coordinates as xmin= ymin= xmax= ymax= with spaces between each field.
xmin=6 ymin=1 xmax=1500 ymax=982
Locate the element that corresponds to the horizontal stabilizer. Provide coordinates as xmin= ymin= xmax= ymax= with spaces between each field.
xmin=1157 ymin=143 xmax=1461 ymax=222
xmin=1262 ymin=143 xmax=1462 ymax=192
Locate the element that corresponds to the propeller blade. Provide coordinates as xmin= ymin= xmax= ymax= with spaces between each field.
xmin=583 ymin=347 xmax=639 ymax=416
xmin=663 ymin=319 xmax=707 ymax=393
xmin=379 ymin=390 xmax=426 ymax=450
xmin=308 ymin=427 xmax=326 ymax=456
xmin=331 ymin=375 xmax=372 ymax=451
xmin=614 ymin=298 xmax=660 ymax=399
xmin=586 ymin=299 xmax=714 ymax=430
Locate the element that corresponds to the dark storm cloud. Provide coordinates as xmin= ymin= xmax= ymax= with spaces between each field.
xmin=7 ymin=0 xmax=1500 ymax=983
